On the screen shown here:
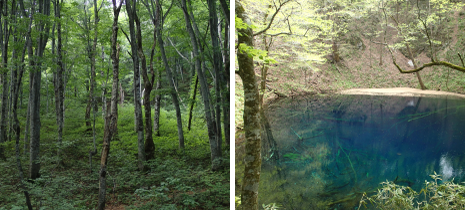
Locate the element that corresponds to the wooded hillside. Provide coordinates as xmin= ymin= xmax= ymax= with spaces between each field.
xmin=0 ymin=0 xmax=230 ymax=209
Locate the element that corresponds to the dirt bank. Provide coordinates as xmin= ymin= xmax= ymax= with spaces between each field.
xmin=339 ymin=87 xmax=465 ymax=99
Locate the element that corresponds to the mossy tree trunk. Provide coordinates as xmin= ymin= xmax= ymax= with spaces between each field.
xmin=236 ymin=1 xmax=262 ymax=209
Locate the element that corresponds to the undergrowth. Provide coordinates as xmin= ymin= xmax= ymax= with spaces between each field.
xmin=0 ymin=99 xmax=229 ymax=209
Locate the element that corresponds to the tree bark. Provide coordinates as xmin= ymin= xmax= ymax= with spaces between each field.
xmin=135 ymin=9 xmax=155 ymax=161
xmin=237 ymin=1 xmax=262 ymax=209
xmin=11 ymin=2 xmax=31 ymax=205
xmin=405 ymin=44 xmax=426 ymax=90
xmin=207 ymin=0 xmax=223 ymax=159
xmin=222 ymin=19 xmax=230 ymax=146
xmin=126 ymin=0 xmax=146 ymax=170
xmin=188 ymin=74 xmax=198 ymax=131
xmin=155 ymin=5 xmax=185 ymax=149
xmin=153 ymin=61 xmax=162 ymax=136
xmin=30 ymin=0 xmax=51 ymax=180
xmin=0 ymin=0 xmax=10 ymax=160
xmin=98 ymin=1 xmax=122 ymax=209
xmin=181 ymin=0 xmax=220 ymax=170
xmin=52 ymin=0 xmax=65 ymax=163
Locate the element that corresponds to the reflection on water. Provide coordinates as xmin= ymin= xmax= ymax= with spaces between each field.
xmin=254 ymin=95 xmax=465 ymax=209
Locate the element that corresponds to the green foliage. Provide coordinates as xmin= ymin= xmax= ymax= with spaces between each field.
xmin=238 ymin=43 xmax=277 ymax=65
xmin=0 ymin=102 xmax=229 ymax=209
xmin=263 ymin=203 xmax=281 ymax=210
xmin=359 ymin=172 xmax=465 ymax=209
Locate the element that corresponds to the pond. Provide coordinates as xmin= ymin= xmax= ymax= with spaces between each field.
xmin=239 ymin=94 xmax=465 ymax=209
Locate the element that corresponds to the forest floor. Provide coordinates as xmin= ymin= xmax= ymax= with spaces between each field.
xmin=0 ymin=99 xmax=229 ymax=210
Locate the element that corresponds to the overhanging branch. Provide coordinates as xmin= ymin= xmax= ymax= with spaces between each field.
xmin=393 ymin=59 xmax=465 ymax=74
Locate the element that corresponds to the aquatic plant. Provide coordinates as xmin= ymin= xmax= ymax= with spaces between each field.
xmin=359 ymin=172 xmax=465 ymax=209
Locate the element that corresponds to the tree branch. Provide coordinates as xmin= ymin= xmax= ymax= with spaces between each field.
xmin=393 ymin=60 xmax=465 ymax=74
xmin=253 ymin=0 xmax=292 ymax=37
xmin=167 ymin=37 xmax=191 ymax=64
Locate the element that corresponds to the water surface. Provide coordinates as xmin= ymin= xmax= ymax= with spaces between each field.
xmin=257 ymin=94 xmax=465 ymax=209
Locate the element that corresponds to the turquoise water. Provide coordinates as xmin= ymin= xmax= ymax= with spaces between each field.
xmin=259 ymin=94 xmax=465 ymax=209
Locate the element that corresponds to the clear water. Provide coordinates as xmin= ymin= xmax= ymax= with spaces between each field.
xmin=258 ymin=94 xmax=465 ymax=209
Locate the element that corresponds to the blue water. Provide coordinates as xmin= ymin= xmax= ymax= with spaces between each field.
xmin=259 ymin=94 xmax=465 ymax=209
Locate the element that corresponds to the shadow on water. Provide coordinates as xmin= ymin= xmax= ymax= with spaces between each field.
xmin=247 ymin=94 xmax=465 ymax=209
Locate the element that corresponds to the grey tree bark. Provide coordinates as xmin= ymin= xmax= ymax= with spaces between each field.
xmin=135 ymin=9 xmax=155 ymax=161
xmin=155 ymin=0 xmax=184 ymax=149
xmin=207 ymin=0 xmax=224 ymax=160
xmin=12 ymin=1 xmax=33 ymax=207
xmin=98 ymin=1 xmax=122 ymax=209
xmin=29 ymin=0 xmax=51 ymax=180
xmin=237 ymin=1 xmax=262 ymax=209
xmin=125 ymin=0 xmax=146 ymax=170
xmin=52 ymin=0 xmax=65 ymax=163
xmin=222 ymin=18 xmax=230 ymax=146
xmin=181 ymin=0 xmax=221 ymax=170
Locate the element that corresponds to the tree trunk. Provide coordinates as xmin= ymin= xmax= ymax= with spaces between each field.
xmin=188 ymin=74 xmax=198 ymax=131
xmin=207 ymin=0 xmax=223 ymax=159
xmin=406 ymin=44 xmax=426 ymax=90
xmin=53 ymin=0 xmax=65 ymax=163
xmin=237 ymin=1 xmax=262 ymax=209
xmin=222 ymin=19 xmax=230 ymax=146
xmin=135 ymin=10 xmax=155 ymax=161
xmin=126 ymin=0 xmax=146 ymax=170
xmin=181 ymin=0 xmax=220 ymax=170
xmin=0 ymin=0 xmax=10 ymax=160
xmin=30 ymin=0 xmax=51 ymax=180
xmin=153 ymin=59 xmax=162 ymax=136
xmin=98 ymin=1 xmax=122 ymax=209
xmin=156 ymin=0 xmax=184 ymax=149
xmin=11 ymin=3 xmax=32 ymax=205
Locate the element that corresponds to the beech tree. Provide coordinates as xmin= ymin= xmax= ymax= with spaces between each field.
xmin=98 ymin=0 xmax=122 ymax=209
xmin=236 ymin=0 xmax=262 ymax=209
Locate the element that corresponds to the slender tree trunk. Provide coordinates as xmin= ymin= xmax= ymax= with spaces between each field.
xmin=0 ymin=0 xmax=10 ymax=160
xmin=188 ymin=74 xmax=198 ymax=131
xmin=135 ymin=10 xmax=155 ymax=161
xmin=237 ymin=1 xmax=262 ymax=209
xmin=153 ymin=68 xmax=161 ymax=136
xmin=181 ymin=0 xmax=220 ymax=170
xmin=126 ymin=0 xmax=146 ymax=170
xmin=20 ymin=0 xmax=34 ymax=156
xmin=30 ymin=0 xmax=51 ymax=180
xmin=406 ymin=44 xmax=426 ymax=90
xmin=222 ymin=20 xmax=230 ymax=146
xmin=11 ymin=3 xmax=31 ymax=205
xmin=207 ymin=0 xmax=223 ymax=159
xmin=98 ymin=1 xmax=122 ymax=209
xmin=156 ymin=0 xmax=184 ymax=149
xmin=52 ymin=0 xmax=65 ymax=163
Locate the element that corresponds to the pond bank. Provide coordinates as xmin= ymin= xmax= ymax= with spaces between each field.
xmin=339 ymin=87 xmax=465 ymax=99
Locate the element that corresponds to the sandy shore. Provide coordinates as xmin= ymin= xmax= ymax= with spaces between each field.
xmin=339 ymin=87 xmax=465 ymax=99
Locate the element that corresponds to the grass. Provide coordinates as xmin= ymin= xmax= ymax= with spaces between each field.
xmin=0 ymin=98 xmax=229 ymax=209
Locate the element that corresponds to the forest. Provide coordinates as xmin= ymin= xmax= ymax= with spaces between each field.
xmin=236 ymin=0 xmax=465 ymax=209
xmin=0 ymin=0 xmax=230 ymax=209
